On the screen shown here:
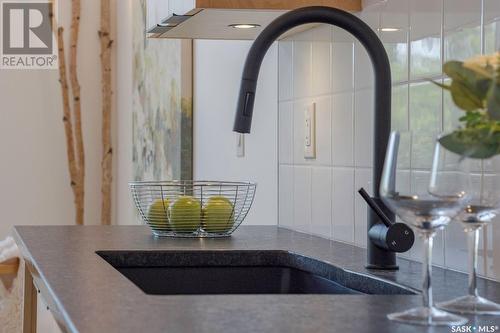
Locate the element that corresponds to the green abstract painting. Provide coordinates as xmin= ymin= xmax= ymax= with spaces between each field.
xmin=132 ymin=0 xmax=193 ymax=182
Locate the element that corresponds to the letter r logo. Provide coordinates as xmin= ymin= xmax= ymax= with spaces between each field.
xmin=2 ymin=2 xmax=53 ymax=54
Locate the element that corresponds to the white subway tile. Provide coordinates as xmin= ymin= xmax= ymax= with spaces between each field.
xmin=293 ymin=41 xmax=313 ymax=99
xmin=278 ymin=165 xmax=294 ymax=229
xmin=409 ymin=82 xmax=441 ymax=170
xmin=391 ymin=84 xmax=409 ymax=131
xmin=380 ymin=0 xmax=410 ymax=80
xmin=279 ymin=102 xmax=293 ymax=164
xmin=485 ymin=0 xmax=500 ymax=22
xmin=332 ymin=92 xmax=354 ymax=167
xmin=333 ymin=167 xmax=355 ymax=243
xmin=293 ymin=166 xmax=312 ymax=233
xmin=311 ymin=167 xmax=333 ymax=238
xmin=354 ymin=88 xmax=374 ymax=168
xmin=354 ymin=42 xmax=375 ymax=90
xmin=278 ymin=41 xmax=293 ymax=101
xmin=409 ymin=0 xmax=442 ymax=79
xmin=312 ymin=25 xmax=333 ymax=42
xmin=444 ymin=0 xmax=481 ymax=62
xmin=485 ymin=0 xmax=500 ymax=53
xmin=381 ymin=0 xmax=409 ymax=23
xmin=312 ymin=39 xmax=332 ymax=96
xmin=356 ymin=6 xmax=380 ymax=35
xmin=443 ymin=0 xmax=481 ymax=33
xmin=332 ymin=41 xmax=354 ymax=93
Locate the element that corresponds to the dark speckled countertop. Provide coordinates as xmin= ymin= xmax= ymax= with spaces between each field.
xmin=13 ymin=225 xmax=500 ymax=333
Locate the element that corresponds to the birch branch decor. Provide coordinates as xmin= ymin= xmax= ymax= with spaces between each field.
xmin=53 ymin=0 xmax=114 ymax=225
xmin=56 ymin=0 xmax=85 ymax=225
xmin=99 ymin=0 xmax=113 ymax=225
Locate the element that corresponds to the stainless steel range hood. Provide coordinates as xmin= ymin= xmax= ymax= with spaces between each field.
xmin=147 ymin=1 xmax=362 ymax=40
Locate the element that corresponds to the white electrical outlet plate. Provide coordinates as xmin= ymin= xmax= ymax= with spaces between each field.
xmin=304 ymin=102 xmax=316 ymax=159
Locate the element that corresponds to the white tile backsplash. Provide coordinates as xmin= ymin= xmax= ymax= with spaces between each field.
xmin=277 ymin=0 xmax=500 ymax=281
xmin=312 ymin=28 xmax=332 ymax=96
xmin=332 ymin=92 xmax=354 ymax=167
xmin=354 ymin=88 xmax=374 ymax=168
xmin=279 ymin=165 xmax=294 ymax=229
xmin=333 ymin=167 xmax=355 ymax=243
xmin=311 ymin=167 xmax=333 ymax=237
xmin=279 ymin=102 xmax=293 ymax=164
xmin=332 ymin=41 xmax=354 ymax=93
xmin=293 ymin=41 xmax=313 ymax=99
xmin=293 ymin=166 xmax=312 ymax=233
xmin=354 ymin=42 xmax=374 ymax=90
xmin=409 ymin=0 xmax=442 ymax=79
xmin=278 ymin=41 xmax=293 ymax=101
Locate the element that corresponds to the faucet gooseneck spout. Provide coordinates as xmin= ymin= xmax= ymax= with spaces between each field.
xmin=233 ymin=6 xmax=412 ymax=269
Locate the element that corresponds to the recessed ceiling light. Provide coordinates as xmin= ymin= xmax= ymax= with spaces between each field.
xmin=379 ymin=27 xmax=401 ymax=32
xmin=229 ymin=24 xmax=261 ymax=29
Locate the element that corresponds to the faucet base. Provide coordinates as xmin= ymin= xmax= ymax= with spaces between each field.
xmin=366 ymin=263 xmax=399 ymax=270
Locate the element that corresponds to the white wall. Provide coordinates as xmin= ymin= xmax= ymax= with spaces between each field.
xmin=0 ymin=1 xmax=115 ymax=238
xmin=277 ymin=0 xmax=500 ymax=281
xmin=115 ymin=0 xmax=136 ymax=226
xmin=193 ymin=40 xmax=278 ymax=226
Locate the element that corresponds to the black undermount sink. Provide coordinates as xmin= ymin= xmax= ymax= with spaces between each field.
xmin=97 ymin=250 xmax=417 ymax=296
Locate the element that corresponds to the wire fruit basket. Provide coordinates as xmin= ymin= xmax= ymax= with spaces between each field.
xmin=130 ymin=181 xmax=257 ymax=238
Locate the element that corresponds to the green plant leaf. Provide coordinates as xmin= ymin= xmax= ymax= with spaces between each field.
xmin=439 ymin=131 xmax=500 ymax=159
xmin=444 ymin=61 xmax=491 ymax=81
xmin=450 ymin=80 xmax=484 ymax=111
xmin=443 ymin=61 xmax=491 ymax=102
xmin=487 ymin=80 xmax=500 ymax=120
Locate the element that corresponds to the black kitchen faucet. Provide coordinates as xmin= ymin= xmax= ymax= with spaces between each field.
xmin=232 ymin=6 xmax=414 ymax=270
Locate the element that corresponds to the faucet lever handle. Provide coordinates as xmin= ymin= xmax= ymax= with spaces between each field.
xmin=358 ymin=188 xmax=392 ymax=227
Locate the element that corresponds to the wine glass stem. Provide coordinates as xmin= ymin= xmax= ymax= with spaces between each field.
xmin=468 ymin=228 xmax=480 ymax=297
xmin=422 ymin=232 xmax=434 ymax=309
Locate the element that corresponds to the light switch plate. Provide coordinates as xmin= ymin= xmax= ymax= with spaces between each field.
xmin=304 ymin=102 xmax=316 ymax=159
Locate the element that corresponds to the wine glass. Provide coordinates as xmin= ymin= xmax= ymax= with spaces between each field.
xmin=380 ymin=131 xmax=470 ymax=326
xmin=437 ymin=155 xmax=500 ymax=315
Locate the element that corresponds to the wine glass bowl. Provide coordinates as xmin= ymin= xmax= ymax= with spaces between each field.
xmin=461 ymin=205 xmax=497 ymax=230
xmin=381 ymin=131 xmax=470 ymax=326
xmin=382 ymin=195 xmax=463 ymax=232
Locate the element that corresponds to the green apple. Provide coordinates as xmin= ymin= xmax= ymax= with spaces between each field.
xmin=168 ymin=196 xmax=201 ymax=233
xmin=147 ymin=199 xmax=170 ymax=228
xmin=202 ymin=196 xmax=235 ymax=233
